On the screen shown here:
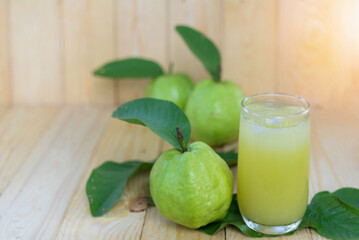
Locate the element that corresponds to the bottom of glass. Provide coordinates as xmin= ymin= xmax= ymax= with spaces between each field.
xmin=242 ymin=215 xmax=302 ymax=235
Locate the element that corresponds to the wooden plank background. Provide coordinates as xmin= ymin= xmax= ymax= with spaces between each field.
xmin=0 ymin=0 xmax=358 ymax=108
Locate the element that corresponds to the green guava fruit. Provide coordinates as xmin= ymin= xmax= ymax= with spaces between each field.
xmin=185 ymin=79 xmax=245 ymax=147
xmin=150 ymin=141 xmax=233 ymax=229
xmin=145 ymin=73 xmax=195 ymax=110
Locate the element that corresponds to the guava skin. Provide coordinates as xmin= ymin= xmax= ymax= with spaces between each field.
xmin=145 ymin=73 xmax=195 ymax=110
xmin=150 ymin=141 xmax=234 ymax=229
xmin=185 ymin=79 xmax=245 ymax=147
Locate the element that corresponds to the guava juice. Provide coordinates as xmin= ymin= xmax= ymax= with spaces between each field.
xmin=237 ymin=101 xmax=310 ymax=227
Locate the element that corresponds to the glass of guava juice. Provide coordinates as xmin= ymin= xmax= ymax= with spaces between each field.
xmin=237 ymin=93 xmax=310 ymax=235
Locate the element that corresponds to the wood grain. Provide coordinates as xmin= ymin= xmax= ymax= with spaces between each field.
xmin=54 ymin=119 xmax=162 ymax=240
xmin=0 ymin=107 xmax=58 ymax=195
xmin=222 ymin=3 xmax=277 ymax=236
xmin=114 ymin=0 xmax=168 ymax=105
xmin=276 ymin=0 xmax=354 ymax=108
xmin=169 ymin=0 xmax=223 ymax=83
xmin=222 ymin=0 xmax=277 ymax=95
xmin=341 ymin=0 xmax=359 ymax=111
xmin=9 ymin=0 xmax=63 ymax=105
xmin=2 ymin=0 xmax=359 ymax=107
xmin=0 ymin=107 xmax=109 ymax=239
xmin=63 ymin=0 xmax=115 ymax=105
xmin=0 ymin=0 xmax=11 ymax=105
xmin=312 ymin=108 xmax=359 ymax=189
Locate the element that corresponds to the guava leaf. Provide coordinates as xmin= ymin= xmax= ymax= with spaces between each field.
xmin=332 ymin=187 xmax=359 ymax=210
xmin=176 ymin=25 xmax=221 ymax=82
xmin=201 ymin=189 xmax=359 ymax=238
xmin=299 ymin=190 xmax=359 ymax=239
xmin=86 ymin=161 xmax=153 ymax=217
xmin=112 ymin=98 xmax=191 ymax=150
xmin=216 ymin=151 xmax=238 ymax=167
xmin=93 ymin=58 xmax=164 ymax=78
xmin=199 ymin=194 xmax=275 ymax=237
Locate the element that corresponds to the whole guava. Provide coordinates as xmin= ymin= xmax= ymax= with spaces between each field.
xmin=185 ymin=79 xmax=245 ymax=146
xmin=150 ymin=141 xmax=233 ymax=229
xmin=145 ymin=73 xmax=194 ymax=110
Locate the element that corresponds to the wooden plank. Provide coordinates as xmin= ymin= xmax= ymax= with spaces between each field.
xmin=9 ymin=0 xmax=63 ymax=105
xmin=115 ymin=0 xmax=167 ymax=105
xmin=0 ymin=107 xmax=58 ymax=195
xmin=345 ymin=0 xmax=359 ymax=110
xmin=312 ymin=107 xmax=359 ymax=189
xmin=140 ymin=141 xmax=225 ymax=240
xmin=169 ymin=0 xmax=223 ymax=83
xmin=310 ymin=122 xmax=343 ymax=194
xmin=0 ymin=108 xmax=354 ymax=240
xmin=223 ymin=3 xmax=274 ymax=236
xmin=0 ymin=0 xmax=11 ymax=105
xmin=0 ymin=107 xmax=110 ymax=239
xmin=53 ymin=119 xmax=162 ymax=239
xmin=141 ymin=207 xmax=224 ymax=240
xmin=276 ymin=0 xmax=353 ymax=108
xmin=222 ymin=0 xmax=277 ymax=95
xmin=63 ymin=0 xmax=115 ymax=105
xmin=0 ymin=107 xmax=9 ymax=117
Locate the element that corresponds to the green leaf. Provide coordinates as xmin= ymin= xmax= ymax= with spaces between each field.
xmin=199 ymin=194 xmax=271 ymax=237
xmin=216 ymin=151 xmax=238 ymax=167
xmin=300 ymin=190 xmax=359 ymax=239
xmin=86 ymin=161 xmax=153 ymax=217
xmin=332 ymin=187 xmax=359 ymax=210
xmin=176 ymin=25 xmax=221 ymax=82
xmin=94 ymin=58 xmax=164 ymax=78
xmin=112 ymin=98 xmax=191 ymax=150
xmin=201 ymin=189 xmax=359 ymax=238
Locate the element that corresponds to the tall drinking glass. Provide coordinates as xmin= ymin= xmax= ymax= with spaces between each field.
xmin=237 ymin=93 xmax=310 ymax=235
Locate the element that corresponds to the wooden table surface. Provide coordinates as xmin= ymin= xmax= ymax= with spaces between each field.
xmin=0 ymin=106 xmax=358 ymax=240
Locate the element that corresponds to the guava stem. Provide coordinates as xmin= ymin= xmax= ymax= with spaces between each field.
xmin=176 ymin=126 xmax=187 ymax=152
xmin=214 ymin=65 xmax=221 ymax=82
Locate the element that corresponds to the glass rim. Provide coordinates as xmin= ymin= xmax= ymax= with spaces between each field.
xmin=241 ymin=92 xmax=310 ymax=120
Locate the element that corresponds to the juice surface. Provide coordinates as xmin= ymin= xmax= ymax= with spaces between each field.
xmin=237 ymin=103 xmax=310 ymax=226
